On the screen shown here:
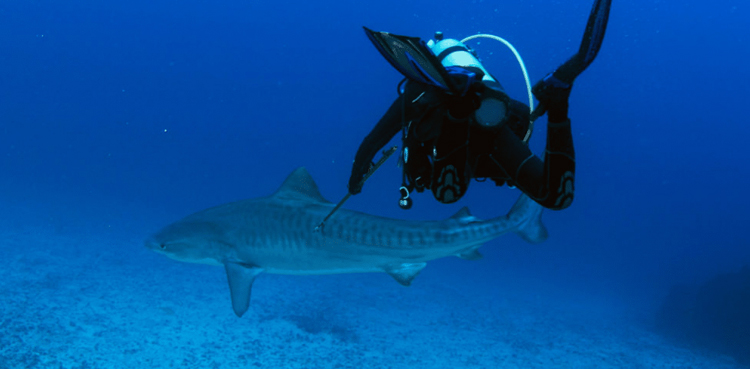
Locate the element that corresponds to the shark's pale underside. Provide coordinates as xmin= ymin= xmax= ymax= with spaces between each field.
xmin=146 ymin=167 xmax=548 ymax=317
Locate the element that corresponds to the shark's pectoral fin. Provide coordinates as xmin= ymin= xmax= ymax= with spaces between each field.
xmin=457 ymin=249 xmax=483 ymax=260
xmin=383 ymin=263 xmax=427 ymax=286
xmin=224 ymin=262 xmax=264 ymax=317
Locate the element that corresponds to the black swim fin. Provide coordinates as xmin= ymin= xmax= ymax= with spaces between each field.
xmin=363 ymin=27 xmax=460 ymax=95
xmin=531 ymin=0 xmax=612 ymax=120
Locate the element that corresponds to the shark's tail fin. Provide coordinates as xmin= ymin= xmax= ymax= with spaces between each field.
xmin=507 ymin=195 xmax=548 ymax=244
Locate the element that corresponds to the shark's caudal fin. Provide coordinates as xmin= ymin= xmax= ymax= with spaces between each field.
xmin=507 ymin=195 xmax=548 ymax=244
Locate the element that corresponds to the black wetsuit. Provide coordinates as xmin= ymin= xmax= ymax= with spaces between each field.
xmin=349 ymin=79 xmax=576 ymax=210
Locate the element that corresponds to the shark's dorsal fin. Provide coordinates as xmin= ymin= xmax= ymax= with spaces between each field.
xmin=383 ymin=262 xmax=427 ymax=286
xmin=272 ymin=167 xmax=331 ymax=203
xmin=449 ymin=206 xmax=480 ymax=224
xmin=224 ymin=262 xmax=264 ymax=317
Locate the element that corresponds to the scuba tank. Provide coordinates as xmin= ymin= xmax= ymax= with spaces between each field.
xmin=428 ymin=32 xmax=497 ymax=84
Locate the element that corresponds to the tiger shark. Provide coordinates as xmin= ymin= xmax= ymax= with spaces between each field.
xmin=145 ymin=167 xmax=547 ymax=317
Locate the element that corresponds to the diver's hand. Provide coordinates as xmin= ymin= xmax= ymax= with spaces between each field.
xmin=348 ymin=165 xmax=368 ymax=195
xmin=348 ymin=177 xmax=363 ymax=195
xmin=533 ymin=78 xmax=572 ymax=123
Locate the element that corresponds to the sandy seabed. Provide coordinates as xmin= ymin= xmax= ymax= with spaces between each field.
xmin=0 ymin=223 xmax=745 ymax=369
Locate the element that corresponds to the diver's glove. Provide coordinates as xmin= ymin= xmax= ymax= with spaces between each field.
xmin=532 ymin=76 xmax=572 ymax=123
xmin=348 ymin=163 xmax=369 ymax=195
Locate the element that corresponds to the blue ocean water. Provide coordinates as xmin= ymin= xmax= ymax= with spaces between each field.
xmin=1 ymin=0 xmax=748 ymax=367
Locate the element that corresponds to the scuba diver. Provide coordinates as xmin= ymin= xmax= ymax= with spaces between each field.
xmin=347 ymin=0 xmax=611 ymax=211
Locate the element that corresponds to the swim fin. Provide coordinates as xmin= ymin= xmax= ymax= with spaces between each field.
xmin=531 ymin=0 xmax=612 ymax=120
xmin=363 ymin=27 xmax=460 ymax=95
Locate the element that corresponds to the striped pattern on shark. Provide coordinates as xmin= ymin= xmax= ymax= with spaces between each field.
xmin=146 ymin=167 xmax=547 ymax=317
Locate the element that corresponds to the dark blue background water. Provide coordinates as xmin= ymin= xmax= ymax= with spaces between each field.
xmin=1 ymin=0 xmax=748 ymax=311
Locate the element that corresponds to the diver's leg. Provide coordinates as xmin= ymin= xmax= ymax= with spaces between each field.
xmin=538 ymin=119 xmax=575 ymax=210
xmin=536 ymin=84 xmax=575 ymax=209
xmin=489 ymin=118 xmax=575 ymax=210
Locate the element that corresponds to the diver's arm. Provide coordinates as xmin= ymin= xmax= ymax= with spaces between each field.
xmin=348 ymin=97 xmax=403 ymax=194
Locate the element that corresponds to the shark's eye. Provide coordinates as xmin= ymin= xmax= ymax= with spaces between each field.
xmin=160 ymin=243 xmax=167 ymax=250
